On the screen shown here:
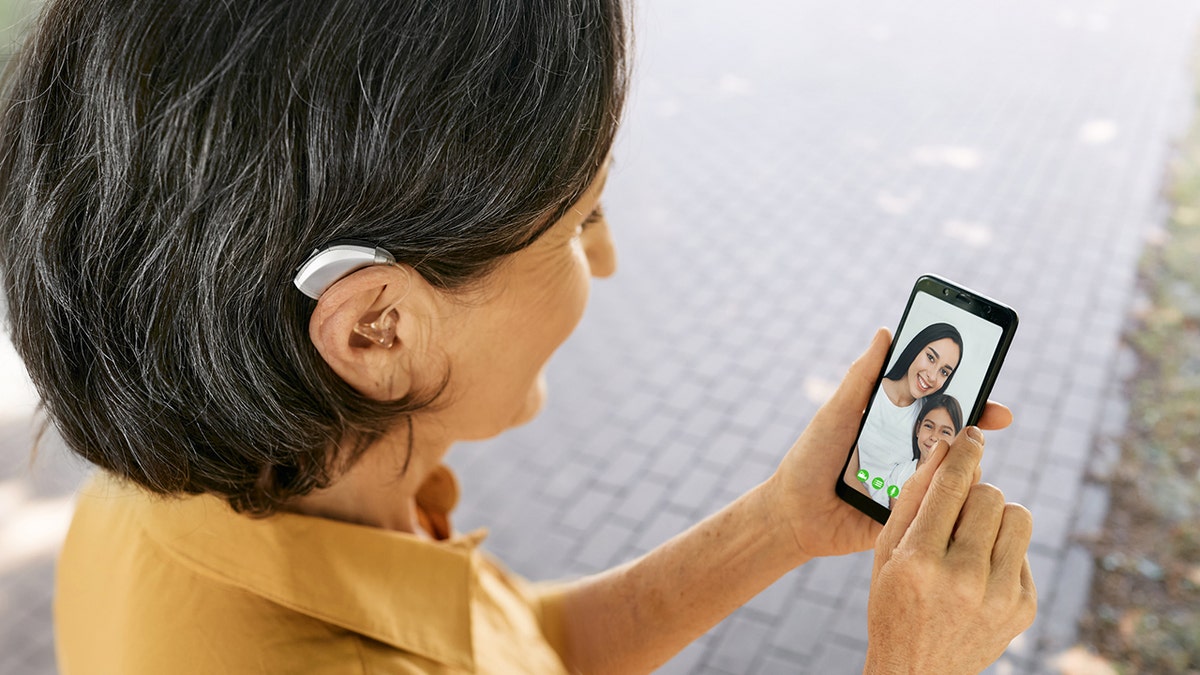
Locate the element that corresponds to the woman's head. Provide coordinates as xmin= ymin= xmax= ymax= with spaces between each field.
xmin=884 ymin=322 xmax=963 ymax=401
xmin=0 ymin=0 xmax=628 ymax=514
xmin=911 ymin=394 xmax=963 ymax=460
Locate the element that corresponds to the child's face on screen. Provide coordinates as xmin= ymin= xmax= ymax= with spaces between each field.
xmin=916 ymin=407 xmax=957 ymax=457
xmin=905 ymin=337 xmax=960 ymax=400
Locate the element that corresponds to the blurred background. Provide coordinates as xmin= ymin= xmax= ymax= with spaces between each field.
xmin=3 ymin=1 xmax=1200 ymax=673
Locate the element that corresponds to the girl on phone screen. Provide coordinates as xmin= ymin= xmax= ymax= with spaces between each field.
xmin=886 ymin=394 xmax=964 ymax=507
xmin=856 ymin=322 xmax=962 ymax=506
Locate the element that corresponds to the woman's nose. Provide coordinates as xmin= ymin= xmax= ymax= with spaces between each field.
xmin=584 ymin=217 xmax=617 ymax=278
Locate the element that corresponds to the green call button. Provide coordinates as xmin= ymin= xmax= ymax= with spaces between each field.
xmin=887 ymin=485 xmax=900 ymax=498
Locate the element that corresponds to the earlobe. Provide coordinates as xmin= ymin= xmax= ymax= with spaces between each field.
xmin=308 ymin=266 xmax=420 ymax=400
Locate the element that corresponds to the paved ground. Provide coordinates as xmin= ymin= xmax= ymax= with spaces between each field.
xmin=3 ymin=1 xmax=1199 ymax=673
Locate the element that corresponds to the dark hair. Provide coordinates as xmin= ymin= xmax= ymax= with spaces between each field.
xmin=883 ymin=322 xmax=963 ymax=398
xmin=910 ymin=394 xmax=963 ymax=461
xmin=0 ymin=0 xmax=629 ymax=514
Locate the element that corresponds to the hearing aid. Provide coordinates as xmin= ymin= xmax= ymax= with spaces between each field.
xmin=293 ymin=240 xmax=396 ymax=299
xmin=353 ymin=305 xmax=400 ymax=348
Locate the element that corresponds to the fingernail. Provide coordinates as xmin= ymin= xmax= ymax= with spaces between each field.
xmin=967 ymin=426 xmax=984 ymax=443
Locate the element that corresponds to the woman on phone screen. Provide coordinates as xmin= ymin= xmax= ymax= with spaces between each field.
xmin=855 ymin=323 xmax=962 ymax=507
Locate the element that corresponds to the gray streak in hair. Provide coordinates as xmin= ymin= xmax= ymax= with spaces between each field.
xmin=0 ymin=0 xmax=629 ymax=514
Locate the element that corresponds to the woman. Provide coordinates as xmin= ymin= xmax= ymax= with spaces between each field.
xmin=856 ymin=323 xmax=963 ymax=507
xmin=0 ymin=2 xmax=1034 ymax=673
xmin=886 ymin=394 xmax=965 ymax=507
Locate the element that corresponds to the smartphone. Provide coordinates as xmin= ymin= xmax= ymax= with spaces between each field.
xmin=835 ymin=274 xmax=1018 ymax=524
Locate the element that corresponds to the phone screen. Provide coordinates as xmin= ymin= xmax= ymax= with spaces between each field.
xmin=838 ymin=276 xmax=1017 ymax=521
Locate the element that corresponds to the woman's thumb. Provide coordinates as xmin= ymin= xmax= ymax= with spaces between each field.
xmin=830 ymin=328 xmax=891 ymax=411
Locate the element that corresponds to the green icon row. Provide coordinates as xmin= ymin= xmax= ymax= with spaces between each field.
xmin=856 ymin=469 xmax=900 ymax=498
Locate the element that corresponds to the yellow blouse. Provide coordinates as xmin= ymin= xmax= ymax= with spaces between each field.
xmin=55 ymin=468 xmax=570 ymax=674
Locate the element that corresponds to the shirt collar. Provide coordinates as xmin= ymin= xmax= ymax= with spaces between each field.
xmin=121 ymin=470 xmax=483 ymax=671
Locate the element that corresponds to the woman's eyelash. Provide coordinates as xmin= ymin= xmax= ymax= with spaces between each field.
xmin=582 ymin=205 xmax=604 ymax=228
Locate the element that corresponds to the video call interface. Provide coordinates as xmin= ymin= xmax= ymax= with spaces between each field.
xmin=848 ymin=291 xmax=1003 ymax=510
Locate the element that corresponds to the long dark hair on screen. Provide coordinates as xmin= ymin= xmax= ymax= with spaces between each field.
xmin=883 ymin=322 xmax=963 ymax=398
xmin=911 ymin=394 xmax=964 ymax=461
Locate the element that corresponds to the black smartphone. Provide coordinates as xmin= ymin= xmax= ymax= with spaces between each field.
xmin=835 ymin=275 xmax=1019 ymax=524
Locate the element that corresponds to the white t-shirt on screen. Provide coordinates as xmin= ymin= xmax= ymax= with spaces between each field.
xmin=856 ymin=385 xmax=919 ymax=507
xmin=886 ymin=459 xmax=919 ymax=503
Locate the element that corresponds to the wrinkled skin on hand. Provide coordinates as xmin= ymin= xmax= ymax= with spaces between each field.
xmin=765 ymin=328 xmax=1013 ymax=560
xmin=865 ymin=426 xmax=1036 ymax=674
xmin=764 ymin=328 xmax=1034 ymax=673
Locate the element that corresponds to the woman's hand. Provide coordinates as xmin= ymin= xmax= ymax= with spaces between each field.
xmin=763 ymin=328 xmax=1013 ymax=560
xmin=552 ymin=329 xmax=1022 ymax=675
xmin=864 ymin=429 xmax=1037 ymax=673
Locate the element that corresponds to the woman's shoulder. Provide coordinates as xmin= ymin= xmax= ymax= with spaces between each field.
xmin=56 ymin=471 xmax=567 ymax=675
xmin=56 ymin=473 xmax=368 ymax=673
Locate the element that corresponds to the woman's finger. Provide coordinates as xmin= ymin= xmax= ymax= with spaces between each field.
xmin=989 ymin=503 xmax=1033 ymax=588
xmin=827 ymin=328 xmax=891 ymax=413
xmin=875 ymin=438 xmax=949 ymax=557
xmin=1021 ymin=555 xmax=1037 ymax=604
xmin=946 ymin=483 xmax=1006 ymax=568
xmin=906 ymin=428 xmax=986 ymax=556
xmin=977 ymin=401 xmax=1013 ymax=431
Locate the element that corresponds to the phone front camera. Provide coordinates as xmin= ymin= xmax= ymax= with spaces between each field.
xmin=943 ymin=288 xmax=950 ymax=296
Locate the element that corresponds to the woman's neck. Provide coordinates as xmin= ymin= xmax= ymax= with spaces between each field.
xmin=881 ymin=377 xmax=916 ymax=408
xmin=285 ymin=420 xmax=451 ymax=535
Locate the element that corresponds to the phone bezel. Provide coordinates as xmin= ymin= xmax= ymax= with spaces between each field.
xmin=834 ymin=274 xmax=1019 ymax=524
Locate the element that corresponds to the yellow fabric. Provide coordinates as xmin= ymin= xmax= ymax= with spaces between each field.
xmin=527 ymin=582 xmax=571 ymax=666
xmin=55 ymin=468 xmax=570 ymax=674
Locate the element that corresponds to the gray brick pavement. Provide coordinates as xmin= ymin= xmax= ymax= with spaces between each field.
xmin=3 ymin=0 xmax=1200 ymax=674
xmin=451 ymin=1 xmax=1200 ymax=672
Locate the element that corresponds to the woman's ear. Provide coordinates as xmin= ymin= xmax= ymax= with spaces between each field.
xmin=308 ymin=265 xmax=427 ymax=400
